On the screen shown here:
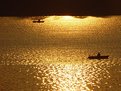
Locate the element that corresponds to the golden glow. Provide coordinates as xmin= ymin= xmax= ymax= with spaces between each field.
xmin=43 ymin=16 xmax=102 ymax=35
xmin=31 ymin=16 xmax=109 ymax=36
xmin=47 ymin=64 xmax=92 ymax=91
xmin=44 ymin=16 xmax=102 ymax=26
xmin=62 ymin=16 xmax=74 ymax=20
xmin=44 ymin=16 xmax=77 ymax=22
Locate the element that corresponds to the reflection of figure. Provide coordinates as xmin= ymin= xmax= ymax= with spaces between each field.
xmin=97 ymin=52 xmax=101 ymax=57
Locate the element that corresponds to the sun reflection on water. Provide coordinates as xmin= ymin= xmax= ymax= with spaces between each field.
xmin=0 ymin=47 xmax=121 ymax=90
xmin=34 ymin=62 xmax=106 ymax=91
xmin=37 ymin=64 xmax=91 ymax=91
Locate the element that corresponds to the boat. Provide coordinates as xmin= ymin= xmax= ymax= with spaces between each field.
xmin=88 ymin=53 xmax=109 ymax=60
xmin=33 ymin=19 xmax=44 ymax=23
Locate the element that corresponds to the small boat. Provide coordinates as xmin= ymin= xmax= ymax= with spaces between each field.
xmin=88 ymin=52 xmax=109 ymax=60
xmin=33 ymin=19 xmax=44 ymax=23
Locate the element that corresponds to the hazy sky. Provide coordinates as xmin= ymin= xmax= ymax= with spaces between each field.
xmin=0 ymin=0 xmax=121 ymax=16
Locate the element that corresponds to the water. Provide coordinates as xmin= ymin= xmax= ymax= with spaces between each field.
xmin=0 ymin=16 xmax=121 ymax=91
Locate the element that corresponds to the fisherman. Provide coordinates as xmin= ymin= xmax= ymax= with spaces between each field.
xmin=97 ymin=52 xmax=101 ymax=57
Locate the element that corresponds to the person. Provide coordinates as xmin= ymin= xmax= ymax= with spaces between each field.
xmin=97 ymin=52 xmax=101 ymax=57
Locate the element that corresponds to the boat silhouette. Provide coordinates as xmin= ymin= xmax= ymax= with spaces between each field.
xmin=88 ymin=52 xmax=109 ymax=60
xmin=33 ymin=19 xmax=44 ymax=23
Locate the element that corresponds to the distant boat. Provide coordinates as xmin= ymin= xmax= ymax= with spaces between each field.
xmin=33 ymin=19 xmax=44 ymax=23
xmin=88 ymin=52 xmax=109 ymax=60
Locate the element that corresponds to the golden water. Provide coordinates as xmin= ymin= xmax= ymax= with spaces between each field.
xmin=0 ymin=16 xmax=121 ymax=91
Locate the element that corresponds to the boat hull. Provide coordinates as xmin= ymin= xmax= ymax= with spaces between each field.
xmin=88 ymin=56 xmax=109 ymax=60
xmin=33 ymin=20 xmax=44 ymax=23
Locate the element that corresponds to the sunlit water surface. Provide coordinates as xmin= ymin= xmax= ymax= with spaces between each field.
xmin=0 ymin=16 xmax=121 ymax=91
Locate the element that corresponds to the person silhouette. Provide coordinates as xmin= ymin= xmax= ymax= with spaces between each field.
xmin=97 ymin=52 xmax=101 ymax=57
